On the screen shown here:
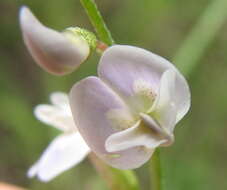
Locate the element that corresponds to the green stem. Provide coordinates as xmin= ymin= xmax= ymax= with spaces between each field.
xmin=79 ymin=2 xmax=140 ymax=189
xmin=150 ymin=149 xmax=162 ymax=190
xmin=88 ymin=153 xmax=140 ymax=190
xmin=80 ymin=0 xmax=115 ymax=45
xmin=173 ymin=0 xmax=227 ymax=76
xmin=152 ymin=1 xmax=227 ymax=190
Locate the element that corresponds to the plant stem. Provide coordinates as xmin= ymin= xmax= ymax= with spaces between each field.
xmin=96 ymin=40 xmax=109 ymax=54
xmin=173 ymin=0 xmax=227 ymax=76
xmin=149 ymin=149 xmax=162 ymax=190
xmin=80 ymin=0 xmax=115 ymax=45
xmin=88 ymin=153 xmax=140 ymax=190
xmin=79 ymin=1 xmax=140 ymax=189
xmin=153 ymin=1 xmax=227 ymax=190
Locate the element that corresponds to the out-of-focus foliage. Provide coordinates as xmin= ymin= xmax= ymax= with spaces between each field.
xmin=0 ymin=0 xmax=227 ymax=190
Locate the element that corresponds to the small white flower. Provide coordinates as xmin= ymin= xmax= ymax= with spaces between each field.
xmin=28 ymin=92 xmax=90 ymax=182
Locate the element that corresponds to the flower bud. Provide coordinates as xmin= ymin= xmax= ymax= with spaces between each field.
xmin=19 ymin=6 xmax=97 ymax=75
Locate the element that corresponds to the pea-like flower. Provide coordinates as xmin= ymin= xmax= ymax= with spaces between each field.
xmin=69 ymin=45 xmax=191 ymax=169
xmin=19 ymin=7 xmax=96 ymax=75
xmin=28 ymin=92 xmax=90 ymax=182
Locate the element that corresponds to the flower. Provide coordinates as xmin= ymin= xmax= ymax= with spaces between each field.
xmin=19 ymin=7 xmax=96 ymax=75
xmin=28 ymin=92 xmax=90 ymax=182
xmin=69 ymin=45 xmax=191 ymax=170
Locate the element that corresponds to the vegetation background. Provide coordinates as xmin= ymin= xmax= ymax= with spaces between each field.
xmin=0 ymin=0 xmax=227 ymax=189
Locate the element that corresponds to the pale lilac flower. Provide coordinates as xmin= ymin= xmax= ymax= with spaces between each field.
xmin=69 ymin=45 xmax=191 ymax=170
xmin=28 ymin=92 xmax=90 ymax=182
xmin=19 ymin=7 xmax=95 ymax=75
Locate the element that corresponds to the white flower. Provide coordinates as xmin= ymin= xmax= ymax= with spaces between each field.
xmin=28 ymin=92 xmax=90 ymax=182
xmin=69 ymin=45 xmax=191 ymax=169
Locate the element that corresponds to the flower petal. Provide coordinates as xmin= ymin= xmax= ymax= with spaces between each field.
xmin=19 ymin=6 xmax=89 ymax=75
xmin=27 ymin=133 xmax=90 ymax=182
xmin=98 ymin=45 xmax=190 ymax=121
xmin=149 ymin=70 xmax=177 ymax=131
xmin=50 ymin=92 xmax=69 ymax=107
xmin=69 ymin=77 xmax=153 ymax=169
xmin=105 ymin=121 xmax=166 ymax=152
xmin=34 ymin=104 xmax=75 ymax=132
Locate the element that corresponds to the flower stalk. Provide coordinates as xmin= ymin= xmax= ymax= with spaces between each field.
xmin=149 ymin=149 xmax=162 ymax=190
xmin=88 ymin=153 xmax=140 ymax=190
xmin=151 ymin=1 xmax=227 ymax=188
xmin=96 ymin=41 xmax=108 ymax=54
xmin=80 ymin=0 xmax=115 ymax=46
xmin=78 ymin=2 xmax=141 ymax=190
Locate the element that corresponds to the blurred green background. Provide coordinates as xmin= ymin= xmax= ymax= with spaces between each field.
xmin=0 ymin=0 xmax=227 ymax=189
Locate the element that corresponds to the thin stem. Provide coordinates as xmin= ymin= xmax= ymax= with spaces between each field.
xmin=80 ymin=0 xmax=115 ymax=45
xmin=152 ymin=1 xmax=227 ymax=190
xmin=88 ymin=153 xmax=140 ymax=190
xmin=96 ymin=40 xmax=108 ymax=54
xmin=79 ymin=1 xmax=140 ymax=189
xmin=150 ymin=149 xmax=162 ymax=190
xmin=173 ymin=0 xmax=227 ymax=76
